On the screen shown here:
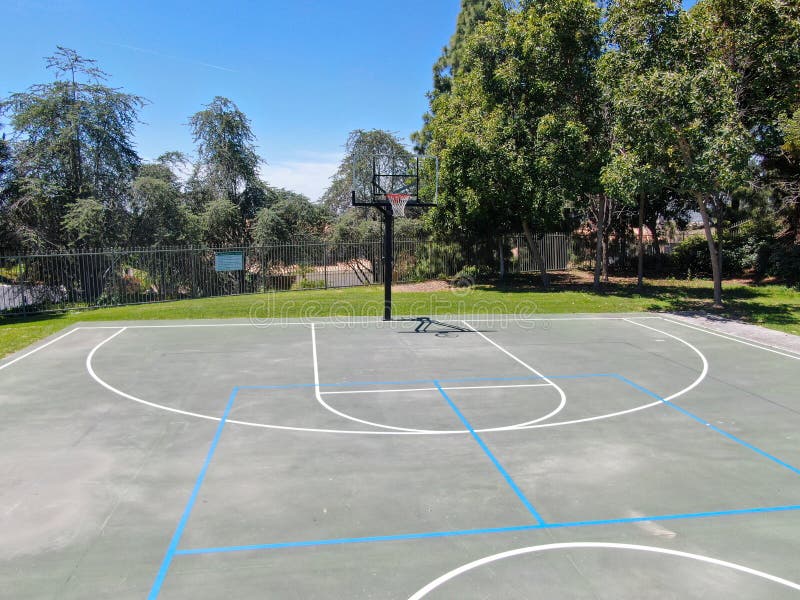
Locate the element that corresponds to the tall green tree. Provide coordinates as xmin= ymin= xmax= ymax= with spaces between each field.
xmin=429 ymin=0 xmax=603 ymax=284
xmin=602 ymin=0 xmax=760 ymax=306
xmin=600 ymin=0 xmax=684 ymax=288
xmin=412 ymin=0 xmax=494 ymax=153
xmin=189 ymin=96 xmax=264 ymax=241
xmin=0 ymin=47 xmax=144 ymax=249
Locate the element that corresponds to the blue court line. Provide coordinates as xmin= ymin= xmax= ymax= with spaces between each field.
xmin=175 ymin=523 xmax=543 ymax=555
xmin=545 ymin=503 xmax=800 ymax=528
xmin=148 ymin=388 xmax=238 ymax=600
xmin=174 ymin=503 xmax=800 ymax=557
xmin=614 ymin=374 xmax=800 ymax=477
xmin=433 ymin=380 xmax=546 ymax=525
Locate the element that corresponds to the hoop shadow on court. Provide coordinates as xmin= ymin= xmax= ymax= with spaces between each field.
xmin=396 ymin=316 xmax=492 ymax=336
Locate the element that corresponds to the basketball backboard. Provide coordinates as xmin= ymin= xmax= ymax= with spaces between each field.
xmin=351 ymin=153 xmax=438 ymax=208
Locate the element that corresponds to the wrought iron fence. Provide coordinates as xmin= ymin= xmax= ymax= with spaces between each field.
xmin=0 ymin=234 xmax=570 ymax=315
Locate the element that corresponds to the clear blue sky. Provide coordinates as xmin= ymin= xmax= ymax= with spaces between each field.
xmin=2 ymin=0 xmax=462 ymax=200
xmin=2 ymin=0 xmax=697 ymax=201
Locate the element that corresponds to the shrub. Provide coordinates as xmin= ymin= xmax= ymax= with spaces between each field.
xmin=670 ymin=235 xmax=745 ymax=278
xmin=407 ymin=242 xmax=466 ymax=281
xmin=294 ymin=278 xmax=326 ymax=290
xmin=451 ymin=264 xmax=492 ymax=287
xmin=764 ymin=243 xmax=800 ymax=286
xmin=734 ymin=220 xmax=779 ymax=275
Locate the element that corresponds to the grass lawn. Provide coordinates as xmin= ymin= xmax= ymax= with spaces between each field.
xmin=1 ymin=276 xmax=799 ymax=359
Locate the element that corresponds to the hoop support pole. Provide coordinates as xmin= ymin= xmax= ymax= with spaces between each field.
xmin=383 ymin=208 xmax=393 ymax=321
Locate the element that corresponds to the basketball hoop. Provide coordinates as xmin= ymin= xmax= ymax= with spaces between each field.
xmin=386 ymin=193 xmax=411 ymax=217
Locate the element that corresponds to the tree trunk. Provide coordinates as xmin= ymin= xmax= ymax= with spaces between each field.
xmin=715 ymin=197 xmax=725 ymax=278
xmin=522 ymin=220 xmax=549 ymax=287
xmin=637 ymin=193 xmax=645 ymax=291
xmin=593 ymin=195 xmax=604 ymax=291
xmin=645 ymin=215 xmax=661 ymax=256
xmin=695 ymin=193 xmax=723 ymax=307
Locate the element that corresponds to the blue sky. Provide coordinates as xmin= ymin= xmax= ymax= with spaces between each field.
xmin=2 ymin=0 xmax=462 ymax=200
xmin=2 ymin=1 xmax=697 ymax=201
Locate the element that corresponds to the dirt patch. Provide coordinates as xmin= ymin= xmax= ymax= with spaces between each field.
xmin=393 ymin=280 xmax=451 ymax=293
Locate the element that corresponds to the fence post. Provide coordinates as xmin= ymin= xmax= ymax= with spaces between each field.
xmin=324 ymin=243 xmax=329 ymax=289
xmin=20 ymin=259 xmax=28 ymax=316
xmin=189 ymin=249 xmax=197 ymax=298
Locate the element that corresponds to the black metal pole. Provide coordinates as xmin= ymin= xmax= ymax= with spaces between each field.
xmin=383 ymin=208 xmax=393 ymax=321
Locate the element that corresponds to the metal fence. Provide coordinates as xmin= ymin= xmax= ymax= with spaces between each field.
xmin=0 ymin=234 xmax=569 ymax=315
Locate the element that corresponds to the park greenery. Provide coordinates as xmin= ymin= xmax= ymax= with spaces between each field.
xmin=419 ymin=0 xmax=800 ymax=305
xmin=1 ymin=0 xmax=799 ymax=311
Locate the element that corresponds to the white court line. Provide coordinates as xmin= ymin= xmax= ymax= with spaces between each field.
xmin=661 ymin=317 xmax=800 ymax=361
xmin=464 ymin=315 xmax=663 ymax=322
xmin=460 ymin=319 xmax=568 ymax=424
xmin=0 ymin=327 xmax=81 ymax=372
xmin=78 ymin=322 xmax=313 ymax=329
xmin=320 ymin=383 xmax=552 ymax=395
xmin=489 ymin=318 xmax=709 ymax=430
xmin=74 ymin=314 xmax=665 ymax=330
xmin=407 ymin=542 xmax=800 ymax=599
xmin=85 ymin=326 xmax=445 ymax=435
xmin=623 ymin=318 xmax=709 ymax=402
xmin=311 ymin=324 xmax=463 ymax=433
xmin=311 ymin=322 xmax=568 ymax=433
xmin=85 ymin=318 xmax=708 ymax=435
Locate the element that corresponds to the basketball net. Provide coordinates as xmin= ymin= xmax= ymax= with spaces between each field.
xmin=386 ymin=193 xmax=411 ymax=217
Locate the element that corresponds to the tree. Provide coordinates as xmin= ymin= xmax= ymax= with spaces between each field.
xmin=320 ymin=129 xmax=410 ymax=216
xmin=0 ymin=130 xmax=20 ymax=251
xmin=428 ymin=0 xmax=603 ymax=285
xmin=202 ymin=198 xmax=242 ymax=246
xmin=129 ymin=157 xmax=201 ymax=247
xmin=189 ymin=96 xmax=263 ymax=240
xmin=776 ymin=107 xmax=800 ymax=242
xmin=600 ymin=0 xmax=762 ymax=306
xmin=252 ymin=188 xmax=330 ymax=245
xmin=412 ymin=0 xmax=495 ymax=153
xmin=61 ymin=197 xmax=109 ymax=248
xmin=0 ymin=47 xmax=144 ymax=249
xmin=600 ymin=0 xmax=684 ymax=289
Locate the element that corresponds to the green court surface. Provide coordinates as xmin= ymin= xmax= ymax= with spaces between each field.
xmin=1 ymin=313 xmax=799 ymax=599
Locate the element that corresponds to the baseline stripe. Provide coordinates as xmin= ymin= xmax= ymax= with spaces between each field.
xmin=175 ymin=523 xmax=542 ymax=556
xmin=175 ymin=504 xmax=800 ymax=556
xmin=547 ymin=504 xmax=800 ymax=528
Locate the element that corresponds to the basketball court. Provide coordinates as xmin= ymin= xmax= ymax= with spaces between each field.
xmin=2 ymin=313 xmax=799 ymax=598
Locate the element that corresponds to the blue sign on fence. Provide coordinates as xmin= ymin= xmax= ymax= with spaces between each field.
xmin=215 ymin=251 xmax=244 ymax=272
